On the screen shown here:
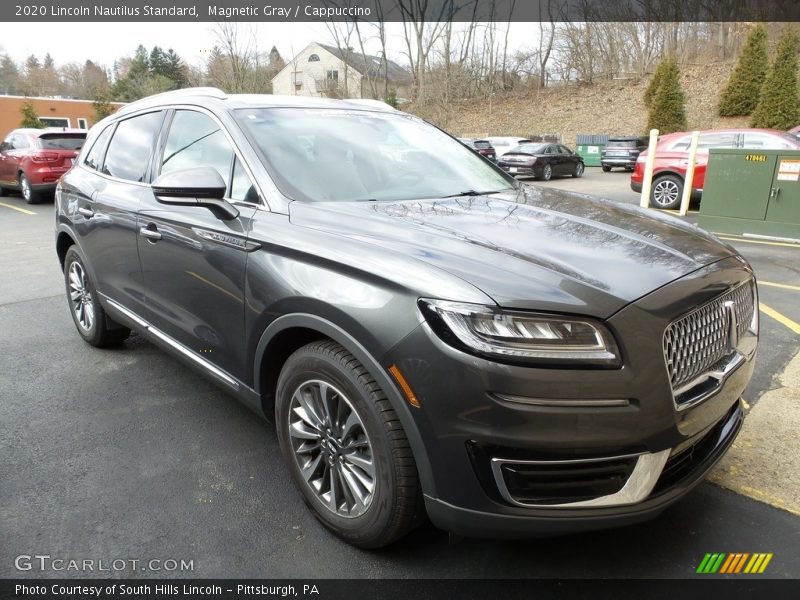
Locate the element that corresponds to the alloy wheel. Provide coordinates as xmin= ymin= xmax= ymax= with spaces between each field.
xmin=68 ymin=261 xmax=95 ymax=331
xmin=287 ymin=379 xmax=375 ymax=518
xmin=20 ymin=176 xmax=31 ymax=202
xmin=652 ymin=178 xmax=680 ymax=207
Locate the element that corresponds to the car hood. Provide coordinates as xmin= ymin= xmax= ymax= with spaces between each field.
xmin=288 ymin=186 xmax=736 ymax=318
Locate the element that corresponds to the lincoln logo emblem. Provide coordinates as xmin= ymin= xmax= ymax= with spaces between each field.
xmin=724 ymin=301 xmax=739 ymax=353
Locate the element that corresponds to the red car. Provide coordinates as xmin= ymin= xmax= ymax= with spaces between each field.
xmin=0 ymin=128 xmax=86 ymax=204
xmin=631 ymin=128 xmax=800 ymax=209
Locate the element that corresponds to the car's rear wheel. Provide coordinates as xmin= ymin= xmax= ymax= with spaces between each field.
xmin=573 ymin=162 xmax=585 ymax=178
xmin=63 ymin=246 xmax=131 ymax=347
xmin=540 ymin=164 xmax=552 ymax=181
xmin=19 ymin=173 xmax=41 ymax=204
xmin=0 ymin=186 xmax=9 ymax=196
xmin=276 ymin=340 xmax=422 ymax=548
xmin=602 ymin=165 xmax=612 ymax=172
xmin=651 ymin=174 xmax=683 ymax=210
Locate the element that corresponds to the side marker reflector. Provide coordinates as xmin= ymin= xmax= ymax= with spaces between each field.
xmin=388 ymin=364 xmax=420 ymax=408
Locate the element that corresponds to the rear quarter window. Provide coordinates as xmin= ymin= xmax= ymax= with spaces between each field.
xmin=83 ymin=125 xmax=114 ymax=172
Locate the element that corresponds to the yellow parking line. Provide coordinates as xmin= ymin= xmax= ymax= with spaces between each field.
xmin=760 ymin=302 xmax=800 ymax=334
xmin=759 ymin=281 xmax=800 ymax=293
xmin=0 ymin=201 xmax=36 ymax=215
xmin=717 ymin=235 xmax=800 ymax=249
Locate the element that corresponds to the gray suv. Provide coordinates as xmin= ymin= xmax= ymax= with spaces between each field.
xmin=56 ymin=88 xmax=758 ymax=548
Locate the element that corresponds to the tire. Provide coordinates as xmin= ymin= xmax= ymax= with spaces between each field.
xmin=540 ymin=164 xmax=552 ymax=181
xmin=63 ymin=246 xmax=131 ymax=347
xmin=276 ymin=340 xmax=423 ymax=548
xmin=19 ymin=173 xmax=41 ymax=204
xmin=573 ymin=162 xmax=585 ymax=178
xmin=602 ymin=165 xmax=612 ymax=172
xmin=0 ymin=186 xmax=9 ymax=196
xmin=650 ymin=174 xmax=683 ymax=210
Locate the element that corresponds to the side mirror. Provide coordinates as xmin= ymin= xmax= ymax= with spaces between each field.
xmin=152 ymin=166 xmax=239 ymax=221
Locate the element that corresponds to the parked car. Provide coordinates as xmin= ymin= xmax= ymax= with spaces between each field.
xmin=0 ymin=128 xmax=86 ymax=203
xmin=631 ymin=128 xmax=800 ymax=209
xmin=57 ymin=88 xmax=757 ymax=548
xmin=485 ymin=136 xmax=533 ymax=157
xmin=601 ymin=136 xmax=648 ymax=172
xmin=458 ymin=138 xmax=497 ymax=162
xmin=498 ymin=142 xmax=585 ymax=180
xmin=788 ymin=125 xmax=800 ymax=140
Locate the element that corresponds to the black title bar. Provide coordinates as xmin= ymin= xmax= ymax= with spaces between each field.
xmin=2 ymin=579 xmax=800 ymax=600
xmin=2 ymin=0 xmax=800 ymax=22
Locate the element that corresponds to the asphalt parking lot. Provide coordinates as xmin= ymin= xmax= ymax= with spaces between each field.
xmin=1 ymin=175 xmax=799 ymax=579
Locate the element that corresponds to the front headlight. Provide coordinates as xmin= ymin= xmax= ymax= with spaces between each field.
xmin=419 ymin=299 xmax=621 ymax=367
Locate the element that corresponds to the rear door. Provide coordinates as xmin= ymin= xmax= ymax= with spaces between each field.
xmin=137 ymin=108 xmax=260 ymax=382
xmin=76 ymin=111 xmax=165 ymax=317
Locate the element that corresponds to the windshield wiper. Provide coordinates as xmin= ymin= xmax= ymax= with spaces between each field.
xmin=441 ymin=188 xmax=512 ymax=198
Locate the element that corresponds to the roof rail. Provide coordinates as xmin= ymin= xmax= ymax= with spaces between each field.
xmin=122 ymin=87 xmax=227 ymax=110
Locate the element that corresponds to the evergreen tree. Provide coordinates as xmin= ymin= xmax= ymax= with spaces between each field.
xmin=751 ymin=29 xmax=800 ymax=129
xmin=92 ymin=91 xmax=115 ymax=123
xmin=19 ymin=100 xmax=43 ymax=128
xmin=0 ymin=54 xmax=21 ymax=95
xmin=646 ymin=58 xmax=687 ymax=134
xmin=718 ymin=25 xmax=769 ymax=116
xmin=643 ymin=59 xmax=669 ymax=108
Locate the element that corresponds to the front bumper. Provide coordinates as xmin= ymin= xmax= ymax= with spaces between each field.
xmin=385 ymin=257 xmax=755 ymax=536
xmin=425 ymin=401 xmax=743 ymax=538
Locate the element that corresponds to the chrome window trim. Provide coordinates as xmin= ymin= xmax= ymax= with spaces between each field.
xmin=490 ymin=449 xmax=671 ymax=509
xmin=77 ymin=103 xmax=270 ymax=210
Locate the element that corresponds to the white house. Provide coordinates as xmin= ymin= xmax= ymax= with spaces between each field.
xmin=271 ymin=42 xmax=410 ymax=100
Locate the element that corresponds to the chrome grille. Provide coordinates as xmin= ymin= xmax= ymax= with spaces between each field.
xmin=663 ymin=281 xmax=754 ymax=392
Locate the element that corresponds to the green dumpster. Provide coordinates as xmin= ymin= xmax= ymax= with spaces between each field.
xmin=575 ymin=134 xmax=608 ymax=167
xmin=699 ymin=148 xmax=800 ymax=240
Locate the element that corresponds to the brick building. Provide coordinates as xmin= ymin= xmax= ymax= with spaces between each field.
xmin=0 ymin=95 xmax=125 ymax=136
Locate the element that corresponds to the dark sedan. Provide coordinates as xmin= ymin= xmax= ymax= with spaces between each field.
xmin=498 ymin=142 xmax=584 ymax=180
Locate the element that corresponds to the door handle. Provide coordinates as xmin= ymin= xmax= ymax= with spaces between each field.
xmin=139 ymin=226 xmax=162 ymax=241
xmin=770 ymin=187 xmax=781 ymax=199
xmin=78 ymin=207 xmax=94 ymax=218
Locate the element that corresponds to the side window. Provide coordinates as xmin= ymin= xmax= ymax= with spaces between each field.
xmin=558 ymin=145 xmax=571 ymax=155
xmin=83 ymin=125 xmax=114 ymax=172
xmin=544 ymin=146 xmax=554 ymax=154
xmin=0 ymin=136 xmax=12 ymax=151
xmin=697 ymin=133 xmax=737 ymax=151
xmin=103 ymin=111 xmax=164 ymax=182
xmin=230 ymin=157 xmax=260 ymax=203
xmin=160 ymin=111 xmax=233 ymax=190
xmin=743 ymin=133 xmax=795 ymax=150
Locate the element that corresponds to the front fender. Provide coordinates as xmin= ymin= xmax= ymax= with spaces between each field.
xmin=253 ymin=313 xmax=436 ymax=497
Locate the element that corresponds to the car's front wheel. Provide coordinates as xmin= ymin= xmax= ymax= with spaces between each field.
xmin=540 ymin=164 xmax=553 ymax=181
xmin=276 ymin=340 xmax=422 ymax=548
xmin=651 ymin=174 xmax=683 ymax=210
xmin=573 ymin=162 xmax=585 ymax=178
xmin=63 ymin=246 xmax=131 ymax=347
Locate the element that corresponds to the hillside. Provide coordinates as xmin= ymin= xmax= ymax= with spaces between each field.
xmin=416 ymin=61 xmax=751 ymax=144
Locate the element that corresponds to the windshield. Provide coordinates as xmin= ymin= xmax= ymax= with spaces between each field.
xmin=237 ymin=108 xmax=514 ymax=202
xmin=37 ymin=134 xmax=85 ymax=150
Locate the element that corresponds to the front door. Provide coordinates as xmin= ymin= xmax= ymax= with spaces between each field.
xmin=137 ymin=109 xmax=260 ymax=382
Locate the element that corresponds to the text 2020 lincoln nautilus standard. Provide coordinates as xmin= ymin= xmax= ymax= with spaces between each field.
xmin=55 ymin=88 xmax=758 ymax=548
